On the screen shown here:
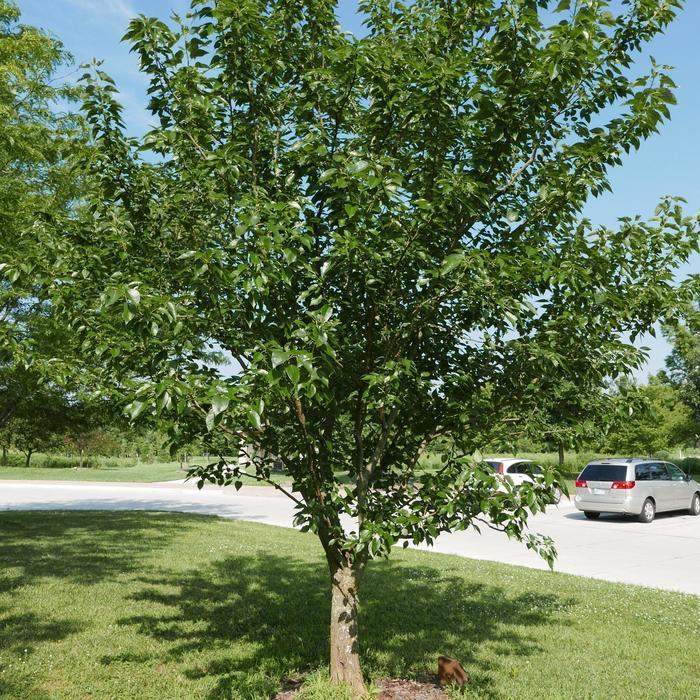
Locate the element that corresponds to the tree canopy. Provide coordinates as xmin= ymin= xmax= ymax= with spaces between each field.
xmin=9 ymin=0 xmax=699 ymax=694
xmin=0 ymin=0 xmax=84 ymax=427
xmin=664 ymin=303 xmax=700 ymax=440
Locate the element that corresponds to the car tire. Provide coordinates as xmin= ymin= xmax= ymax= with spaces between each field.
xmin=583 ymin=511 xmax=600 ymax=520
xmin=689 ymin=493 xmax=700 ymax=516
xmin=638 ymin=498 xmax=655 ymax=524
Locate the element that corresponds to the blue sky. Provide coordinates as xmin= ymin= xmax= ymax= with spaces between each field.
xmin=18 ymin=0 xmax=700 ymax=379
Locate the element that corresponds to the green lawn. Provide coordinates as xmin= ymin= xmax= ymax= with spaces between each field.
xmin=0 ymin=458 xmax=298 ymax=485
xmin=1 ymin=512 xmax=698 ymax=699
xmin=0 ymin=460 xmax=188 ymax=482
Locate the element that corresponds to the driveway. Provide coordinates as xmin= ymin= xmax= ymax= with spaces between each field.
xmin=1 ymin=479 xmax=699 ymax=595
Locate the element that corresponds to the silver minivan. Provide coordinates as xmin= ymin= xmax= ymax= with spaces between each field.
xmin=574 ymin=458 xmax=700 ymax=523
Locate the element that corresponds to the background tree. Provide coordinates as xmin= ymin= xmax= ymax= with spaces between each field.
xmin=663 ymin=303 xmax=700 ymax=442
xmin=17 ymin=1 xmax=699 ymax=694
xmin=60 ymin=397 xmax=119 ymax=468
xmin=603 ymin=376 xmax=694 ymax=455
xmin=520 ymin=380 xmax=619 ymax=466
xmin=5 ymin=387 xmax=68 ymax=467
xmin=0 ymin=0 xmax=84 ymax=428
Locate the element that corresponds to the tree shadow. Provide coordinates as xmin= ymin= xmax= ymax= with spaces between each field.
xmin=0 ymin=606 xmax=84 ymax=699
xmin=0 ymin=607 xmax=83 ymax=653
xmin=0 ymin=510 xmax=195 ymax=593
xmin=0 ymin=512 xmax=579 ymax=699
xmin=117 ymin=552 xmax=577 ymax=699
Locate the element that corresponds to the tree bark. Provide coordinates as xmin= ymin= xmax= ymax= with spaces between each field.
xmin=25 ymin=450 xmax=33 ymax=468
xmin=558 ymin=442 xmax=565 ymax=468
xmin=329 ymin=563 xmax=366 ymax=697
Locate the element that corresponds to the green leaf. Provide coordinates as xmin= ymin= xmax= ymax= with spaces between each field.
xmin=440 ymin=253 xmax=463 ymax=275
xmin=286 ymin=364 xmax=300 ymax=385
xmin=247 ymin=410 xmax=262 ymax=430
xmin=211 ymin=395 xmax=229 ymax=416
xmin=348 ymin=160 xmax=370 ymax=174
xmin=271 ymin=350 xmax=288 ymax=368
xmin=127 ymin=401 xmax=146 ymax=420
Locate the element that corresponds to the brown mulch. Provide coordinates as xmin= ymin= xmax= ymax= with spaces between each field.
xmin=274 ymin=675 xmax=304 ymax=699
xmin=274 ymin=675 xmax=450 ymax=699
xmin=374 ymin=676 xmax=449 ymax=699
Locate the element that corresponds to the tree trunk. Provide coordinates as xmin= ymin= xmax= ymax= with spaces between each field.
xmin=25 ymin=450 xmax=33 ymax=468
xmin=79 ymin=448 xmax=84 ymax=469
xmin=329 ymin=563 xmax=366 ymax=697
xmin=1 ymin=445 xmax=6 ymax=464
xmin=558 ymin=442 xmax=565 ymax=468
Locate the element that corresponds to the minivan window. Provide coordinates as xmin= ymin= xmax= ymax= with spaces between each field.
xmin=635 ymin=463 xmax=652 ymax=481
xmin=666 ymin=464 xmax=685 ymax=481
xmin=649 ymin=463 xmax=669 ymax=481
xmin=579 ymin=464 xmax=627 ymax=482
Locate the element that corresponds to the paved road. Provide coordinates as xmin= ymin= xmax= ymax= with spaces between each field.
xmin=2 ymin=479 xmax=699 ymax=595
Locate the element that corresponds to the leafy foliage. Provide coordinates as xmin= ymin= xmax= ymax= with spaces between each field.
xmin=0 ymin=0 xmax=86 ymax=426
xmin=603 ymin=376 xmax=694 ymax=455
xmin=663 ymin=303 xmax=700 ymax=439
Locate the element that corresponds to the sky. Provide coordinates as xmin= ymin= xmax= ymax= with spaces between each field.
xmin=17 ymin=0 xmax=700 ymax=379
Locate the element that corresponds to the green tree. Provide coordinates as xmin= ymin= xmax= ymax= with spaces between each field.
xmin=5 ymin=386 xmax=69 ymax=467
xmin=18 ymin=1 xmax=699 ymax=693
xmin=60 ymin=397 xmax=119 ymax=467
xmin=0 ymin=0 xmax=83 ymax=427
xmin=604 ymin=376 xmax=694 ymax=455
xmin=664 ymin=304 xmax=700 ymax=441
xmin=521 ymin=380 xmax=618 ymax=465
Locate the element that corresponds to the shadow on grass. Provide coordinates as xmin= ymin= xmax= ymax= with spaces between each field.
xmin=119 ymin=553 xmax=576 ymax=699
xmin=0 ymin=510 xmax=194 ymax=592
xmin=0 ymin=512 xmax=578 ymax=700
xmin=0 ymin=607 xmax=82 ymax=649
xmin=0 ymin=607 xmax=84 ymax=699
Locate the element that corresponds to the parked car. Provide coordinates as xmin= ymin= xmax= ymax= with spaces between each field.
xmin=484 ymin=458 xmax=562 ymax=504
xmin=574 ymin=458 xmax=700 ymax=523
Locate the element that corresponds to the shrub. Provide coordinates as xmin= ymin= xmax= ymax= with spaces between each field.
xmin=678 ymin=457 xmax=700 ymax=475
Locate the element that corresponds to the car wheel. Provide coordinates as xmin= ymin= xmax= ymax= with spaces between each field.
xmin=689 ymin=493 xmax=700 ymax=516
xmin=638 ymin=498 xmax=655 ymax=524
xmin=583 ymin=511 xmax=600 ymax=520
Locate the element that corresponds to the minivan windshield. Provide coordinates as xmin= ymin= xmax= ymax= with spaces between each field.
xmin=579 ymin=464 xmax=627 ymax=482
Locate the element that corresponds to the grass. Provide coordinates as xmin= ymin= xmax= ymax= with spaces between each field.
xmin=0 ymin=459 xmax=188 ymax=482
xmin=0 ymin=512 xmax=698 ymax=699
xmin=0 ymin=455 xmax=297 ymax=485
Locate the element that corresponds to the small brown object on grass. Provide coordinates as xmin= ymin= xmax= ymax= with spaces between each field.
xmin=438 ymin=656 xmax=470 ymax=687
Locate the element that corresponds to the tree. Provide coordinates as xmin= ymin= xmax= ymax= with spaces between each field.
xmin=604 ymin=376 xmax=694 ymax=455
xmin=519 ymin=380 xmax=616 ymax=465
xmin=60 ymin=397 xmax=119 ymax=467
xmin=6 ymin=387 xmax=68 ymax=467
xmin=18 ymin=1 xmax=699 ymax=694
xmin=664 ymin=303 xmax=700 ymax=441
xmin=0 ymin=0 xmax=83 ymax=428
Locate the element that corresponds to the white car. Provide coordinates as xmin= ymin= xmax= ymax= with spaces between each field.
xmin=484 ymin=458 xmax=562 ymax=504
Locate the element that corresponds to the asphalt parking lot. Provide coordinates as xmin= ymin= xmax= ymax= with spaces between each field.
xmin=1 ymin=479 xmax=699 ymax=595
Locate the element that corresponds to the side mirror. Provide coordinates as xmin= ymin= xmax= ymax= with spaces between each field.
xmin=685 ymin=473 xmax=692 ymax=482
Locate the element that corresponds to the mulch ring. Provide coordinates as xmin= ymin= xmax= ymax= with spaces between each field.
xmin=274 ymin=675 xmax=449 ymax=699
xmin=374 ymin=676 xmax=449 ymax=699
